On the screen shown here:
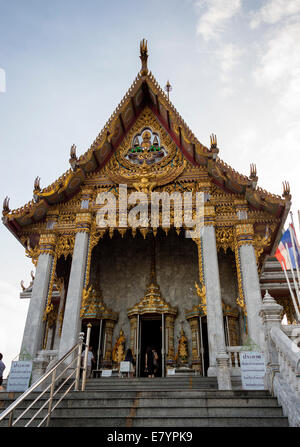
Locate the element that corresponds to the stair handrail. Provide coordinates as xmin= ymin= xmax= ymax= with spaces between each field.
xmin=0 ymin=325 xmax=92 ymax=427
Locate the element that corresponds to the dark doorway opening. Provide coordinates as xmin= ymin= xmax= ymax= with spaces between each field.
xmin=200 ymin=318 xmax=209 ymax=376
xmin=140 ymin=315 xmax=162 ymax=377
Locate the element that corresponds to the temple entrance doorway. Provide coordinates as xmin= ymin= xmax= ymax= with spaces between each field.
xmin=139 ymin=314 xmax=162 ymax=377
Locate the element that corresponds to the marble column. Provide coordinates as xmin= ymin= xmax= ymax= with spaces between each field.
xmin=58 ymin=213 xmax=91 ymax=358
xmin=20 ymin=233 xmax=56 ymax=361
xmin=199 ymin=206 xmax=227 ymax=375
xmin=236 ymin=224 xmax=264 ymax=349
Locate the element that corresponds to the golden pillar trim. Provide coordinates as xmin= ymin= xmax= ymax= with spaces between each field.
xmin=39 ymin=233 xmax=57 ymax=256
xmin=235 ymin=223 xmax=254 ymax=247
xmin=203 ymin=205 xmax=216 ymax=226
xmin=103 ymin=319 xmax=116 ymax=365
xmin=234 ymin=225 xmax=249 ymax=318
xmin=40 ymin=232 xmax=58 ymax=349
xmin=75 ymin=211 xmax=92 ymax=233
xmin=192 ymin=237 xmax=206 ymax=307
xmin=186 ymin=316 xmax=202 ymax=371
xmin=129 ymin=316 xmax=138 ymax=358
xmin=165 ymin=314 xmax=176 ymax=365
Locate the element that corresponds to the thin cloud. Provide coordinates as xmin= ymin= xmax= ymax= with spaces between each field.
xmin=254 ymin=20 xmax=300 ymax=120
xmin=250 ymin=0 xmax=300 ymax=29
xmin=195 ymin=0 xmax=241 ymax=41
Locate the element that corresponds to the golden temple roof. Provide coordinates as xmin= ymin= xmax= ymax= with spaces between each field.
xmin=2 ymin=39 xmax=290 ymax=251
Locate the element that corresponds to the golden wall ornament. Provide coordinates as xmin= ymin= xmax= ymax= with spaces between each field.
xmin=195 ymin=282 xmax=206 ymax=314
xmin=215 ymin=226 xmax=234 ymax=253
xmin=176 ymin=327 xmax=189 ymax=365
xmin=112 ymin=329 xmax=126 ymax=364
xmin=103 ymin=319 xmax=117 ymax=365
xmin=56 ymin=234 xmax=75 ymax=260
xmin=25 ymin=239 xmax=40 ymax=266
xmin=186 ymin=317 xmax=202 ymax=372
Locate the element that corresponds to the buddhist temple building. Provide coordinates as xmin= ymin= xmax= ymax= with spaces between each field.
xmin=2 ymin=40 xmax=293 ymax=380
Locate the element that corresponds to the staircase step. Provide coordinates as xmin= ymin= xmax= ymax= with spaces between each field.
xmin=49 ymin=415 xmax=289 ymax=428
xmin=0 ymin=377 xmax=290 ymax=428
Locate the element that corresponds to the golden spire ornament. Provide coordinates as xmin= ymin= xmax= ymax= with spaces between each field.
xmin=140 ymin=39 xmax=148 ymax=75
xmin=164 ymin=80 xmax=172 ymax=99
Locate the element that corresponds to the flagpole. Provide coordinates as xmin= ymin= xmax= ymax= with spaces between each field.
xmin=289 ymin=214 xmax=300 ymax=291
xmin=284 ymin=243 xmax=300 ymax=321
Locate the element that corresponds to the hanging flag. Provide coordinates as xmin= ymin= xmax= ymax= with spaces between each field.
xmin=275 ymin=226 xmax=300 ymax=270
xmin=289 ymin=224 xmax=300 ymax=270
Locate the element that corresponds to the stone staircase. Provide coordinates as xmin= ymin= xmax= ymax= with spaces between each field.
xmin=0 ymin=377 xmax=289 ymax=427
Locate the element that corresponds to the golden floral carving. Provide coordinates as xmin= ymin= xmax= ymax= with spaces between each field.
xmin=215 ymin=226 xmax=234 ymax=252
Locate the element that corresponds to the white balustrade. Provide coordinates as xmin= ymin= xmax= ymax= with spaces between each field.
xmin=226 ymin=346 xmax=243 ymax=368
xmin=270 ymin=326 xmax=300 ymax=399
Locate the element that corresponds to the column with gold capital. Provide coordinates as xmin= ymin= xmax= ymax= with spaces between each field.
xmin=20 ymin=232 xmax=57 ymax=360
xmin=195 ymin=205 xmax=227 ymax=375
xmin=58 ymin=211 xmax=92 ymax=358
xmin=235 ymin=224 xmax=264 ymax=348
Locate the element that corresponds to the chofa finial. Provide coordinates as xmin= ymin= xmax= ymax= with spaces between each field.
xmin=209 ymin=134 xmax=219 ymax=159
xmin=282 ymin=181 xmax=291 ymax=199
xmin=249 ymin=163 xmax=258 ymax=189
xmin=140 ymin=39 xmax=148 ymax=76
xmin=69 ymin=144 xmax=78 ymax=171
xmin=210 ymin=134 xmax=217 ymax=149
xmin=250 ymin=163 xmax=257 ymax=179
xmin=34 ymin=176 xmax=41 ymax=192
xmin=3 ymin=196 xmax=10 ymax=215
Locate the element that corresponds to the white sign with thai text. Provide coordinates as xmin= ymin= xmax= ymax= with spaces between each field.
xmin=6 ymin=361 xmax=33 ymax=392
xmin=101 ymin=369 xmax=112 ymax=377
xmin=239 ymin=351 xmax=266 ymax=390
xmin=120 ymin=361 xmax=130 ymax=372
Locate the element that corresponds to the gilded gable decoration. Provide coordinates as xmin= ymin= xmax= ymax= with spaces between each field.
xmin=103 ymin=108 xmax=187 ymax=193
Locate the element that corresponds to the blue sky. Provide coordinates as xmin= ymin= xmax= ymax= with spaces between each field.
xmin=1 ymin=0 xmax=300 ymax=377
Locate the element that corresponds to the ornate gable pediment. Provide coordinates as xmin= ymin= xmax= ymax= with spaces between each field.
xmin=102 ymin=107 xmax=187 ymax=192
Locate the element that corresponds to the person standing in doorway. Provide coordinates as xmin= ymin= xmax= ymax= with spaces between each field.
xmin=152 ymin=347 xmax=159 ymax=377
xmin=145 ymin=346 xmax=154 ymax=378
xmin=81 ymin=346 xmax=95 ymax=379
xmin=0 ymin=353 xmax=6 ymax=391
xmin=125 ymin=348 xmax=135 ymax=378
